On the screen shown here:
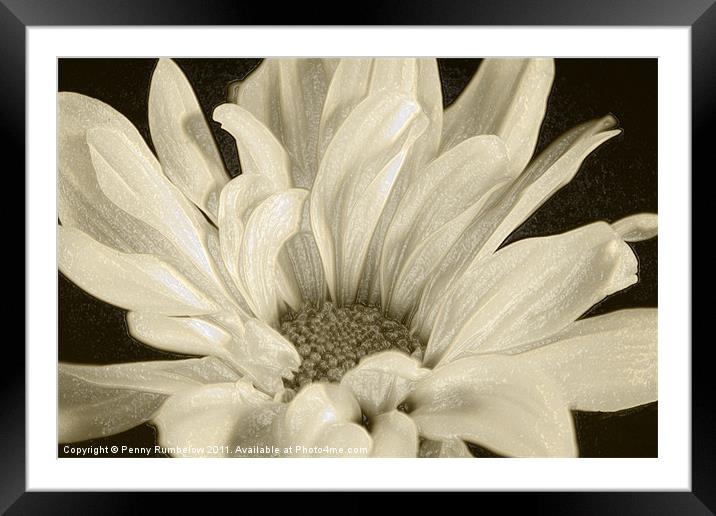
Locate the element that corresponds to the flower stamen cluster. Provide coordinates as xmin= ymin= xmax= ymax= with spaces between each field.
xmin=280 ymin=302 xmax=423 ymax=388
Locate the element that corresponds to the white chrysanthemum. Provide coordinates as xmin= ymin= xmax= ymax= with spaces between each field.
xmin=58 ymin=58 xmax=657 ymax=458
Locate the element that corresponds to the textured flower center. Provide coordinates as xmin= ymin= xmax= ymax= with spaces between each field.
xmin=279 ymin=302 xmax=423 ymax=389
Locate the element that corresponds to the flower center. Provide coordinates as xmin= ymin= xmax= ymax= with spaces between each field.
xmin=279 ymin=302 xmax=423 ymax=389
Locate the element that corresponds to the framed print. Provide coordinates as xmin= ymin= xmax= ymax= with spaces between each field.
xmin=11 ymin=0 xmax=705 ymax=512
xmin=54 ymin=56 xmax=659 ymax=463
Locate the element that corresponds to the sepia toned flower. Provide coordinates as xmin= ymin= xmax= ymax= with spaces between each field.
xmin=58 ymin=58 xmax=657 ymax=457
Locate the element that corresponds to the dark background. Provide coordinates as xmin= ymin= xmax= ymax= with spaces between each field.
xmin=57 ymin=58 xmax=657 ymax=458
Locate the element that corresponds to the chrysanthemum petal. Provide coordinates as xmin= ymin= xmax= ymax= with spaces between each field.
xmin=59 ymin=167 xmax=169 ymax=256
xmin=148 ymin=59 xmax=229 ymax=222
xmin=612 ymin=213 xmax=658 ymax=242
xmin=381 ymin=135 xmax=509 ymax=287
xmin=61 ymin=389 xmax=162 ymax=445
xmin=61 ymin=357 xmax=239 ymax=394
xmin=58 ymin=92 xmax=242 ymax=315
xmin=154 ymin=381 xmax=272 ymax=457
xmin=87 ymin=126 xmax=219 ymax=284
xmin=284 ymin=383 xmax=361 ymax=432
xmin=275 ymin=59 xmax=334 ymax=186
xmin=130 ymin=312 xmax=299 ymax=396
xmin=321 ymin=58 xmax=340 ymax=76
xmin=387 ymin=182 xmax=507 ymax=321
xmin=381 ymin=135 xmax=511 ymax=317
xmin=515 ymin=309 xmax=657 ymax=412
xmin=473 ymin=118 xmax=622 ymax=262
xmin=419 ymin=438 xmax=473 ymax=458
xmin=315 ymin=422 xmax=373 ymax=457
xmin=59 ymin=226 xmax=217 ymax=316
xmin=59 ymin=92 xmax=186 ymax=257
xmin=232 ymin=403 xmax=286 ymax=457
xmin=276 ymin=383 xmax=366 ymax=456
xmin=310 ymin=93 xmax=427 ymax=303
xmin=127 ymin=312 xmax=233 ymax=357
xmin=212 ymin=103 xmax=292 ymax=189
xmin=372 ymin=59 xmax=443 ymax=174
xmin=424 ymin=222 xmax=638 ymax=366
xmin=229 ymin=59 xmax=335 ymax=187
xmin=202 ymin=232 xmax=255 ymax=319
xmin=414 ymin=116 xmax=621 ymax=338
xmin=284 ymin=228 xmax=327 ymax=306
xmin=441 ymin=58 xmax=555 ymax=177
xmin=59 ymin=357 xmax=239 ymax=442
xmin=338 ymin=146 xmax=421 ymax=305
xmin=239 ymin=189 xmax=308 ymax=323
xmin=227 ymin=59 xmax=277 ymax=120
xmin=321 ymin=59 xmax=443 ymax=307
xmin=239 ymin=319 xmax=301 ymax=394
xmin=320 ymin=58 xmax=442 ymax=162
xmin=126 ymin=311 xmax=248 ymax=378
xmin=408 ymin=355 xmax=577 ymax=458
xmin=217 ymin=174 xmax=277 ymax=308
xmin=370 ymin=410 xmax=419 ymax=457
xmin=318 ymin=59 xmax=373 ymax=157
xmin=276 ymin=248 xmax=305 ymax=312
xmin=341 ymin=351 xmax=429 ymax=418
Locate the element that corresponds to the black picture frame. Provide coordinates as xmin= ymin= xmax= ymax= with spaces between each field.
xmin=8 ymin=0 xmax=704 ymax=513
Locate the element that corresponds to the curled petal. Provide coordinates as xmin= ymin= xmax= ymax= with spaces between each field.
xmin=217 ymin=174 xmax=278 ymax=305
xmin=213 ymin=103 xmax=292 ymax=189
xmin=239 ymin=189 xmax=308 ymax=323
xmin=229 ymin=59 xmax=336 ymax=187
xmin=125 ymin=312 xmax=295 ymax=396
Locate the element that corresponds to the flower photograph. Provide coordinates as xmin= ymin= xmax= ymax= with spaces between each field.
xmin=58 ymin=57 xmax=657 ymax=458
